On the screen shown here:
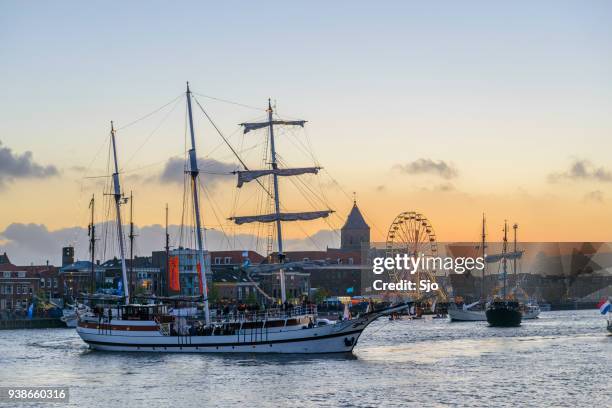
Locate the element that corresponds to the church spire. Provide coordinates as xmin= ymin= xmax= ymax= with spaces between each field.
xmin=341 ymin=198 xmax=370 ymax=250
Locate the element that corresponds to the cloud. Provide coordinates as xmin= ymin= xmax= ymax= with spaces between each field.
xmin=584 ymin=190 xmax=604 ymax=203
xmin=158 ymin=157 xmax=237 ymax=188
xmin=0 ymin=141 xmax=58 ymax=188
xmin=434 ymin=182 xmax=455 ymax=192
xmin=419 ymin=182 xmax=456 ymax=193
xmin=0 ymin=222 xmax=339 ymax=266
xmin=548 ymin=159 xmax=612 ymax=183
xmin=393 ymin=158 xmax=458 ymax=179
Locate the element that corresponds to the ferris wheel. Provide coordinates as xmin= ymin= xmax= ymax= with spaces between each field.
xmin=385 ymin=211 xmax=445 ymax=300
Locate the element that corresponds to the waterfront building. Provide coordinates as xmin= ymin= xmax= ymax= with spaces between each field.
xmin=152 ymin=248 xmax=212 ymax=297
xmin=0 ymin=253 xmax=61 ymax=314
xmin=100 ymin=257 xmax=161 ymax=296
xmin=212 ymin=269 xmax=262 ymax=304
xmin=210 ymin=250 xmax=265 ymax=268
xmin=59 ymin=260 xmax=105 ymax=300
xmin=257 ymin=270 xmax=310 ymax=301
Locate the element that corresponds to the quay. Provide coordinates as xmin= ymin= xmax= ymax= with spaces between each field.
xmin=0 ymin=318 xmax=65 ymax=330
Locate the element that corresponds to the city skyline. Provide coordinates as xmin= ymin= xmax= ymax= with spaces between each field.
xmin=2 ymin=1 xmax=612 ymax=264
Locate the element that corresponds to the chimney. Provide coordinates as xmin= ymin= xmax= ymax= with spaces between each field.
xmin=62 ymin=246 xmax=75 ymax=267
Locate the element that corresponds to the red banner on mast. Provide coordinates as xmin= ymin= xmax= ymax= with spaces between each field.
xmin=169 ymin=256 xmax=180 ymax=292
xmin=196 ymin=263 xmax=204 ymax=295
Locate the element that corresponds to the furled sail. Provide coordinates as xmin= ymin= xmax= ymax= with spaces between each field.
xmin=485 ymin=251 xmax=523 ymax=263
xmin=230 ymin=210 xmax=333 ymax=225
xmin=240 ymin=120 xmax=306 ymax=134
xmin=235 ymin=167 xmax=320 ymax=187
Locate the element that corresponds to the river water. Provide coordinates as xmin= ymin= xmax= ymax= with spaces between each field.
xmin=0 ymin=310 xmax=610 ymax=407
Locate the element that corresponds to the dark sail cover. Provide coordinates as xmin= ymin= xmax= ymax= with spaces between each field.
xmin=240 ymin=120 xmax=306 ymax=134
xmin=230 ymin=210 xmax=333 ymax=225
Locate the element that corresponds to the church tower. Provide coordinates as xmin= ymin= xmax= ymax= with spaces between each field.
xmin=341 ymin=199 xmax=370 ymax=250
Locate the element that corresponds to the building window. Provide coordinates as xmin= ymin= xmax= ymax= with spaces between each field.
xmin=18 ymin=271 xmax=26 ymax=278
xmin=348 ymin=258 xmax=354 ymax=265
xmin=303 ymin=257 xmax=309 ymax=262
xmin=3 ymin=272 xmax=10 ymax=278
xmin=16 ymin=285 xmax=21 ymax=294
xmin=337 ymin=258 xmax=343 ymax=264
xmin=214 ymin=257 xmax=221 ymax=265
xmin=224 ymin=257 xmax=231 ymax=264
xmin=53 ymin=278 xmax=58 ymax=288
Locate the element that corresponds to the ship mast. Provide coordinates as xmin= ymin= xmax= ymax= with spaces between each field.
xmin=129 ymin=191 xmax=137 ymax=296
xmin=513 ymin=223 xmax=518 ymax=277
xmin=164 ymin=204 xmax=170 ymax=298
xmin=186 ymin=83 xmax=211 ymax=325
xmin=110 ymin=121 xmax=130 ymax=304
xmin=481 ymin=213 xmax=486 ymax=301
xmin=230 ymin=101 xmax=332 ymax=304
xmin=502 ymin=220 xmax=508 ymax=300
xmin=88 ymin=195 xmax=96 ymax=294
xmin=267 ymin=100 xmax=287 ymax=302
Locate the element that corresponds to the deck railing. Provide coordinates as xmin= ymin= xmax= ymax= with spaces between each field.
xmin=211 ymin=305 xmax=317 ymax=323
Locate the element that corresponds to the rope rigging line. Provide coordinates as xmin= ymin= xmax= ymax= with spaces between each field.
xmin=198 ymin=178 xmax=236 ymax=251
xmin=121 ymin=96 xmax=184 ymax=169
xmin=116 ymin=93 xmax=183 ymax=131
xmin=192 ymin=95 xmax=274 ymax=200
xmin=192 ymin=91 xmax=266 ymax=112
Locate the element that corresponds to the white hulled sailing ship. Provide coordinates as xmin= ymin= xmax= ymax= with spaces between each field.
xmin=75 ymin=84 xmax=408 ymax=353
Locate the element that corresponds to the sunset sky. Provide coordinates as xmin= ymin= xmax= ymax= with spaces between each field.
xmin=1 ymin=1 xmax=612 ymax=264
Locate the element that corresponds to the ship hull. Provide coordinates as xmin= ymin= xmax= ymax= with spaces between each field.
xmin=449 ymin=308 xmax=538 ymax=321
xmin=76 ymin=303 xmax=410 ymax=354
xmin=448 ymin=309 xmax=486 ymax=321
xmin=486 ymin=304 xmax=522 ymax=327
xmin=78 ymin=327 xmax=363 ymax=353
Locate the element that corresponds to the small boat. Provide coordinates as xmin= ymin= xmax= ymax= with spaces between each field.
xmin=61 ymin=309 xmax=77 ymax=328
xmin=521 ymin=302 xmax=540 ymax=319
xmin=449 ymin=301 xmax=538 ymax=321
xmin=61 ymin=304 xmax=89 ymax=328
xmin=448 ymin=301 xmax=486 ymax=322
xmin=539 ymin=303 xmax=551 ymax=312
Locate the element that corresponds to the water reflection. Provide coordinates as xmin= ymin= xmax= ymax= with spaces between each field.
xmin=1 ymin=310 xmax=609 ymax=408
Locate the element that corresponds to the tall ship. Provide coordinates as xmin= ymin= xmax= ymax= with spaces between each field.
xmin=449 ymin=216 xmax=539 ymax=322
xmin=485 ymin=221 xmax=522 ymax=327
xmin=75 ymin=84 xmax=408 ymax=353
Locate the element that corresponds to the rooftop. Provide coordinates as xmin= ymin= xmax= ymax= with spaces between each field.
xmin=342 ymin=202 xmax=369 ymax=230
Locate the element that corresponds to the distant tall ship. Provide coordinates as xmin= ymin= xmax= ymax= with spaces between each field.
xmin=75 ymin=84 xmax=409 ymax=353
xmin=485 ymin=221 xmax=522 ymax=327
xmin=448 ymin=216 xmax=538 ymax=322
